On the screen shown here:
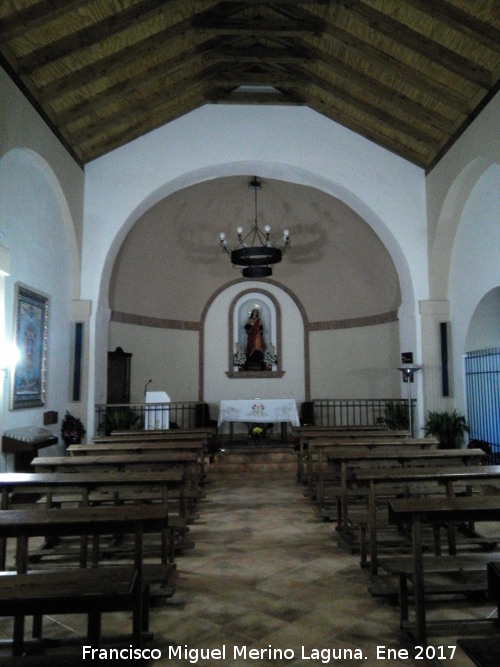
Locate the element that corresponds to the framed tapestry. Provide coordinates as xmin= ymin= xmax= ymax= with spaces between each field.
xmin=11 ymin=283 xmax=49 ymax=409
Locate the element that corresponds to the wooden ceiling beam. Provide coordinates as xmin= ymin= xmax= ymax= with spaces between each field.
xmin=319 ymin=22 xmax=474 ymax=114
xmin=65 ymin=75 xmax=217 ymax=144
xmin=300 ymin=67 xmax=440 ymax=147
xmin=193 ymin=17 xmax=325 ymax=38
xmin=53 ymin=51 xmax=206 ymax=126
xmin=14 ymin=0 xmax=220 ymax=75
xmin=204 ymin=44 xmax=314 ymax=64
xmin=203 ymin=65 xmax=310 ymax=88
xmin=36 ymin=32 xmax=223 ymax=104
xmin=289 ymin=40 xmax=459 ymax=133
xmin=334 ymin=0 xmax=492 ymax=88
xmin=403 ymin=0 xmax=500 ymax=54
xmin=0 ymin=0 xmax=88 ymax=40
xmin=209 ymin=90 xmax=300 ymax=105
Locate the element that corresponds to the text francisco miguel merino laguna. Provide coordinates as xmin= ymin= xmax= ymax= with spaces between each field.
xmin=83 ymin=644 xmax=379 ymax=662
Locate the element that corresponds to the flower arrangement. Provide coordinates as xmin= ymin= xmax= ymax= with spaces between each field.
xmin=233 ymin=343 xmax=246 ymax=367
xmin=250 ymin=425 xmax=264 ymax=441
xmin=263 ymin=345 xmax=277 ymax=367
xmin=61 ymin=410 xmax=86 ymax=445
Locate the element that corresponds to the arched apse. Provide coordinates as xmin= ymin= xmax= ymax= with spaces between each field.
xmin=99 ymin=162 xmax=414 ymax=323
xmin=448 ymin=163 xmax=500 ymax=410
xmin=92 ymin=162 xmax=417 ymax=431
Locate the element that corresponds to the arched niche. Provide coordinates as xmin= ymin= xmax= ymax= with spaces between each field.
xmin=226 ymin=289 xmax=284 ymax=378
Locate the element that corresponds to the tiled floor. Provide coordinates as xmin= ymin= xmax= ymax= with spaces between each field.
xmin=0 ymin=457 xmax=496 ymax=665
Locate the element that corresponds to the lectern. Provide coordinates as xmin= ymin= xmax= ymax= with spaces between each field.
xmin=145 ymin=391 xmax=170 ymax=430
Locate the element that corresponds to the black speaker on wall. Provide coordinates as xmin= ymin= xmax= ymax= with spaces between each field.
xmin=440 ymin=322 xmax=450 ymax=397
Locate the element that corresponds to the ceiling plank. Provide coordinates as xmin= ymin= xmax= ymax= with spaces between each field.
xmin=0 ymin=0 xmax=89 ymax=40
xmin=335 ymin=0 xmax=492 ymax=88
xmin=14 ymin=0 xmax=220 ymax=75
xmin=403 ymin=0 xmax=500 ymax=53
xmin=285 ymin=39 xmax=459 ymax=133
xmin=318 ymin=22 xmax=475 ymax=114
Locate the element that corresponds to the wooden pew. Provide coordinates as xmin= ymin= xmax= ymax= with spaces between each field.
xmin=457 ymin=563 xmax=500 ymax=667
xmin=387 ymin=495 xmax=500 ymax=642
xmin=295 ymin=427 xmax=410 ymax=482
xmin=31 ymin=452 xmax=199 ymax=553
xmin=326 ymin=447 xmax=486 ymax=531
xmin=308 ymin=438 xmax=438 ymax=507
xmin=0 ymin=471 xmax=185 ymax=569
xmin=32 ymin=451 xmax=201 ymax=497
xmin=68 ymin=440 xmax=206 ymax=484
xmin=0 ymin=504 xmax=169 ymax=655
xmin=94 ymin=428 xmax=214 ymax=446
xmin=352 ymin=464 xmax=500 ymax=574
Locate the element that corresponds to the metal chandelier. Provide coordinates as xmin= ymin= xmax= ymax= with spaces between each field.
xmin=219 ymin=177 xmax=290 ymax=278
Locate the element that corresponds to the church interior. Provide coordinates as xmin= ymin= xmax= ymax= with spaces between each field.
xmin=1 ymin=1 xmax=500 ymax=665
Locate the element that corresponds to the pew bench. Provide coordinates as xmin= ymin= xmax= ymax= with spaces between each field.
xmin=455 ymin=562 xmax=500 ymax=667
xmin=0 ymin=566 xmax=143 ymax=656
xmin=378 ymin=553 xmax=500 ymax=629
xmin=354 ymin=464 xmax=500 ymax=574
xmin=388 ymin=495 xmax=500 ymax=641
xmin=0 ymin=472 xmax=189 ymax=570
xmin=296 ymin=428 xmax=414 ymax=482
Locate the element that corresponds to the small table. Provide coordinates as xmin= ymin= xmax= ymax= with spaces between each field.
xmin=218 ymin=398 xmax=300 ymax=442
xmin=2 ymin=427 xmax=58 ymax=473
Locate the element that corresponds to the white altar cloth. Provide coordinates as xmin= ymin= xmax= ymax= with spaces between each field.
xmin=218 ymin=399 xmax=300 ymax=429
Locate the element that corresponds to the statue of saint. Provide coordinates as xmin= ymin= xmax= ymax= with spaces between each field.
xmin=244 ymin=308 xmax=266 ymax=370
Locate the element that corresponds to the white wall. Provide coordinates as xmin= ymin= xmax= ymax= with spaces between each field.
xmin=109 ymin=322 xmax=198 ymax=403
xmin=310 ymin=322 xmax=401 ymax=399
xmin=0 ymin=68 xmax=83 ymax=297
xmin=0 ymin=150 xmax=73 ymax=468
xmin=0 ymin=67 xmax=85 ymax=468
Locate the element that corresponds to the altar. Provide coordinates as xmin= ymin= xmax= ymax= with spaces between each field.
xmin=218 ymin=399 xmax=300 ymax=443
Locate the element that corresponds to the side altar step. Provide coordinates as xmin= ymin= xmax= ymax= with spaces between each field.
xmin=209 ymin=443 xmax=296 ymax=473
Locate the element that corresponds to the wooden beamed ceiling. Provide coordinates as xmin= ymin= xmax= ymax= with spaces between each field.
xmin=1 ymin=0 xmax=499 ymax=170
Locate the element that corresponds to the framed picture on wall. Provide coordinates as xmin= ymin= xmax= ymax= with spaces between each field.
xmin=11 ymin=283 xmax=49 ymax=409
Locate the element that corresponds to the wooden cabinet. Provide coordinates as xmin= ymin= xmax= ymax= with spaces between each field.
xmin=107 ymin=347 xmax=132 ymax=404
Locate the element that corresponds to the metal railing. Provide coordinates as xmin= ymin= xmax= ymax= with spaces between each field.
xmin=465 ymin=347 xmax=500 ymax=457
xmin=94 ymin=401 xmax=207 ymax=436
xmin=312 ymin=398 xmax=415 ymax=429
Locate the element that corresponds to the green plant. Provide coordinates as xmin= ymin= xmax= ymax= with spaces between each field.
xmin=377 ymin=402 xmax=410 ymax=431
xmin=423 ymin=409 xmax=469 ymax=449
xmin=104 ymin=407 xmax=142 ymax=435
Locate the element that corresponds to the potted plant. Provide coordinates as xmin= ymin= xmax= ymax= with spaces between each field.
xmin=376 ymin=401 xmax=410 ymax=431
xmin=423 ymin=409 xmax=469 ymax=449
xmin=61 ymin=410 xmax=86 ymax=446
